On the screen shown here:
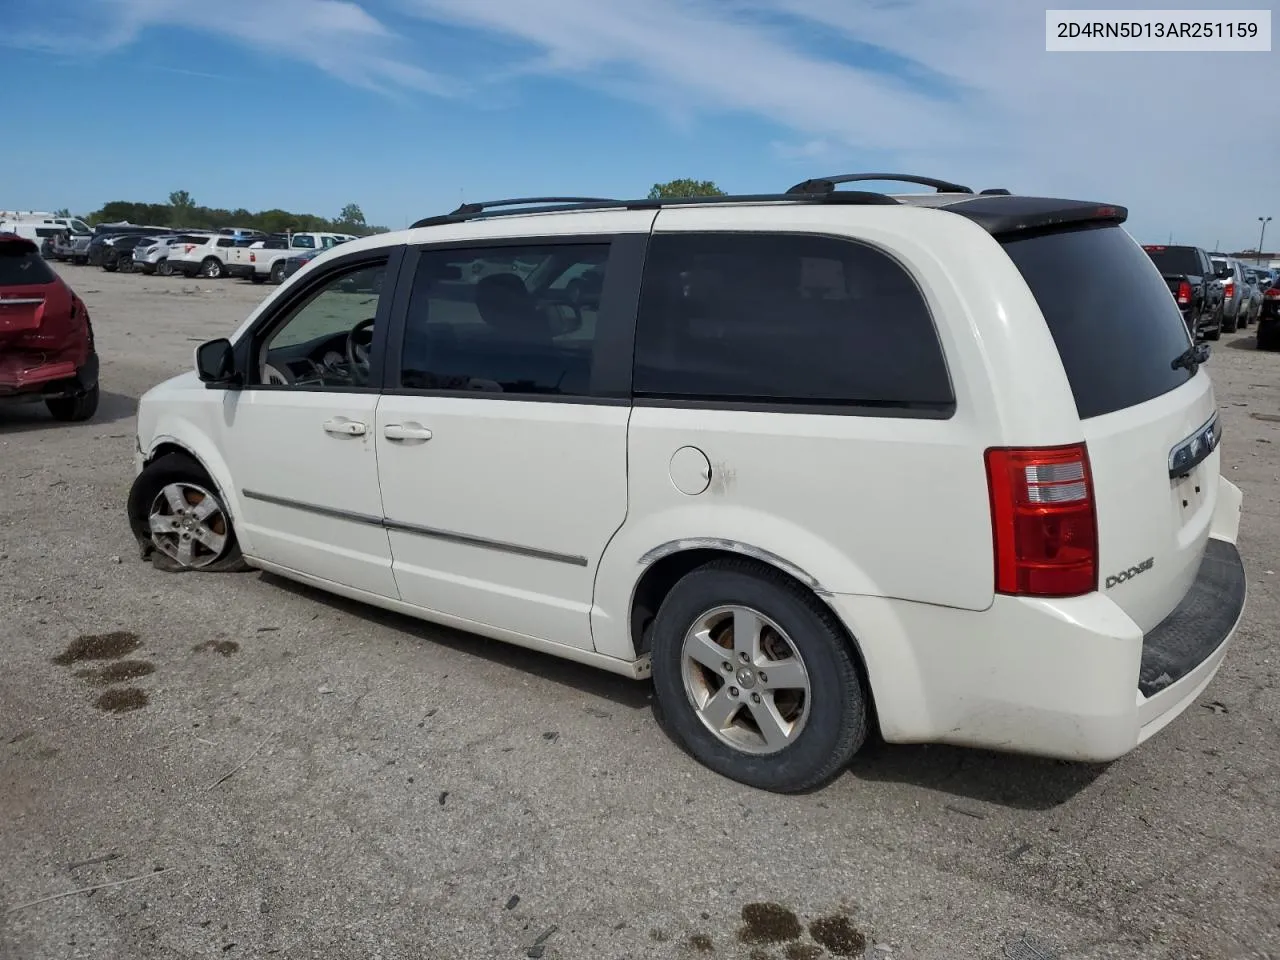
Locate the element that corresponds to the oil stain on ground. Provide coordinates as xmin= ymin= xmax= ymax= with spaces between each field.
xmin=784 ymin=944 xmax=825 ymax=960
xmin=75 ymin=660 xmax=156 ymax=686
xmin=738 ymin=903 xmax=803 ymax=945
xmin=52 ymin=631 xmax=140 ymax=665
xmin=193 ymin=640 xmax=240 ymax=657
xmin=94 ymin=687 xmax=149 ymax=714
xmin=808 ymin=916 xmax=866 ymax=957
xmin=686 ymin=933 xmax=714 ymax=953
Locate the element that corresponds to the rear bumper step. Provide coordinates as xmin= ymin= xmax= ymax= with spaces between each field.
xmin=1139 ymin=538 xmax=1245 ymax=697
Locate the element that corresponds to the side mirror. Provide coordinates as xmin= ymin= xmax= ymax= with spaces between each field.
xmin=195 ymin=338 xmax=239 ymax=387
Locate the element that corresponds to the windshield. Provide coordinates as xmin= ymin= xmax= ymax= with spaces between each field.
xmin=1004 ymin=224 xmax=1195 ymax=420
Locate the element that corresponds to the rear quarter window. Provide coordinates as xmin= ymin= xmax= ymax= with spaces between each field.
xmin=1003 ymin=224 xmax=1195 ymax=420
xmin=633 ymin=231 xmax=953 ymax=412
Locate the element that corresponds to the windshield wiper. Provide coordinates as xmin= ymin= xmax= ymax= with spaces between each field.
xmin=1171 ymin=342 xmax=1210 ymax=372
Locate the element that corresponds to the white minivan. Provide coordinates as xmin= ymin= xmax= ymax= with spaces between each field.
xmin=127 ymin=176 xmax=1247 ymax=793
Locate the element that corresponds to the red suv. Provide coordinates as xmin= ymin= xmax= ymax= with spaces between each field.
xmin=0 ymin=233 xmax=99 ymax=421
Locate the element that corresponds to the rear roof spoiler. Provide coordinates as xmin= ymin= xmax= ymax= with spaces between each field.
xmin=938 ymin=195 xmax=1128 ymax=237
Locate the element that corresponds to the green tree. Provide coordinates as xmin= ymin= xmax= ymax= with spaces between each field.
xmin=169 ymin=190 xmax=195 ymax=209
xmin=54 ymin=207 xmax=71 ymax=218
xmin=338 ymin=203 xmax=367 ymax=227
xmin=647 ymin=179 xmax=726 ymax=199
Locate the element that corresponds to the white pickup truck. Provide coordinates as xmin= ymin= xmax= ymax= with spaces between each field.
xmin=225 ymin=231 xmax=358 ymax=284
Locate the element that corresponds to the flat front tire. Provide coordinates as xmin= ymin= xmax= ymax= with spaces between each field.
xmin=650 ymin=559 xmax=868 ymax=793
xmin=126 ymin=452 xmax=250 ymax=573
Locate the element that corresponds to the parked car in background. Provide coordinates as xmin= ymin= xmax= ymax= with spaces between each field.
xmin=101 ymin=234 xmax=162 ymax=273
xmin=0 ymin=233 xmax=99 ymax=421
xmin=0 ymin=213 xmax=92 ymax=252
xmin=1258 ymin=274 xmax=1280 ymax=351
xmin=278 ymin=247 xmax=325 ymax=281
xmin=1142 ymin=244 xmax=1224 ymax=339
xmin=132 ymin=233 xmax=212 ymax=276
xmin=1210 ymin=256 xmax=1252 ymax=332
xmin=228 ymin=232 xmax=356 ymax=284
xmin=86 ymin=224 xmax=168 ymax=267
xmin=168 ymin=234 xmax=247 ymax=279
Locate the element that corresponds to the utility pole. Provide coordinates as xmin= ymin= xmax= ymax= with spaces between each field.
xmin=1258 ymin=216 xmax=1272 ymax=265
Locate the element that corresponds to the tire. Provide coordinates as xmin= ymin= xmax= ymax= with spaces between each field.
xmin=126 ymin=452 xmax=251 ymax=573
xmin=1259 ymin=326 xmax=1280 ymax=351
xmin=250 ymin=272 xmax=265 ymax=284
xmin=270 ymin=261 xmax=285 ymax=284
xmin=157 ymin=259 xmax=172 ymax=277
xmin=1222 ymin=308 xmax=1237 ymax=334
xmin=1204 ymin=307 xmax=1223 ymax=341
xmin=102 ymin=260 xmax=117 ymax=273
xmin=45 ymin=383 xmax=99 ymax=422
xmin=201 ymin=257 xmax=223 ymax=279
xmin=649 ymin=558 xmax=868 ymax=793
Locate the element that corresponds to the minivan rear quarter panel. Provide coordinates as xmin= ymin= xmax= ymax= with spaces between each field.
xmin=591 ymin=205 xmax=1089 ymax=663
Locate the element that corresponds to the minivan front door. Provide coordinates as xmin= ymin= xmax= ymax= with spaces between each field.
xmin=217 ymin=252 xmax=401 ymax=598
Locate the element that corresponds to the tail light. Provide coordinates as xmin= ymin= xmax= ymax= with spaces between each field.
xmin=1176 ymin=280 xmax=1192 ymax=305
xmin=1223 ymin=281 xmax=1234 ymax=299
xmin=1265 ymin=286 xmax=1280 ymax=300
xmin=250 ymin=253 xmax=256 ymax=262
xmin=985 ymin=444 xmax=1098 ymax=598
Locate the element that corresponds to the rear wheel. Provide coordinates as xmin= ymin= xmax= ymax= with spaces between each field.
xmin=126 ymin=452 xmax=250 ymax=573
xmin=650 ymin=559 xmax=868 ymax=793
xmin=201 ymin=257 xmax=223 ymax=279
xmin=1222 ymin=308 xmax=1237 ymax=333
xmin=270 ymin=261 xmax=286 ymax=284
xmin=1204 ymin=306 xmax=1223 ymax=341
xmin=102 ymin=259 xmax=117 ymax=273
xmin=45 ymin=383 xmax=99 ymax=422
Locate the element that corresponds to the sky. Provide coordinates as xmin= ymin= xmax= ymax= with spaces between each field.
xmin=1 ymin=0 xmax=1277 ymax=250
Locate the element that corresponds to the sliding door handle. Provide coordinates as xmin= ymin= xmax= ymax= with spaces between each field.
xmin=383 ymin=422 xmax=433 ymax=442
xmin=322 ymin=417 xmax=367 ymax=437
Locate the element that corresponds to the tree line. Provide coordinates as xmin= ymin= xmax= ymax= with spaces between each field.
xmin=60 ymin=181 xmax=728 ymax=237
xmin=63 ymin=192 xmax=388 ymax=237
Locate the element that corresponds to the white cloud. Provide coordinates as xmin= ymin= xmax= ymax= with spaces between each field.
xmin=393 ymin=0 xmax=1278 ymax=246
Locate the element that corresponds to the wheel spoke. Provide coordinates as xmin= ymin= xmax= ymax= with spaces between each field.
xmin=686 ymin=627 xmax=729 ymax=673
xmin=191 ymin=526 xmax=226 ymax=556
xmin=176 ymin=537 xmax=197 ymax=566
xmin=760 ymin=657 xmax=806 ymax=691
xmin=148 ymin=514 xmax=180 ymax=533
xmin=748 ymin=696 xmax=793 ymax=750
xmin=732 ymin=608 xmax=763 ymax=661
xmin=191 ymin=496 xmax=220 ymax=521
xmin=699 ymin=686 xmax=741 ymax=731
xmin=162 ymin=484 xmax=187 ymax=513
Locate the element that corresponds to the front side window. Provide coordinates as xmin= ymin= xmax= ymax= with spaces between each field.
xmin=399 ymin=243 xmax=609 ymax=396
xmin=257 ymin=259 xmax=388 ymax=389
xmin=632 ymin=231 xmax=953 ymax=410
xmin=293 ymin=235 xmax=316 ymax=249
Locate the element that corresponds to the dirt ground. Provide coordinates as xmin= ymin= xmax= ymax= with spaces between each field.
xmin=1 ymin=263 xmax=1278 ymax=960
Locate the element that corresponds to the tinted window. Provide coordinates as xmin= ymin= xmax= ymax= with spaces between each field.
xmin=632 ymin=232 xmax=952 ymax=410
xmin=216 ymin=238 xmax=235 ymax=247
xmin=1003 ymin=225 xmax=1194 ymax=420
xmin=0 ymin=243 xmax=55 ymax=284
xmin=293 ymin=235 xmax=316 ymax=249
xmin=1143 ymin=246 xmax=1203 ymax=275
xmin=400 ymin=243 xmax=609 ymax=396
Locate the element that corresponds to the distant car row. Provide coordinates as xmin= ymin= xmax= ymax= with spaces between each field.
xmin=1141 ymin=243 xmax=1279 ymax=351
xmin=34 ymin=220 xmax=356 ymax=285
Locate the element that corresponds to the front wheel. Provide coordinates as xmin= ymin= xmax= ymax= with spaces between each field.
xmin=650 ymin=559 xmax=868 ymax=793
xmin=126 ymin=452 xmax=250 ymax=573
xmin=200 ymin=257 xmax=223 ymax=279
xmin=270 ymin=261 xmax=285 ymax=284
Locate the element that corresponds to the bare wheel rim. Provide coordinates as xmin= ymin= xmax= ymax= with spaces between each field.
xmin=147 ymin=482 xmax=230 ymax=569
xmin=680 ymin=604 xmax=812 ymax=756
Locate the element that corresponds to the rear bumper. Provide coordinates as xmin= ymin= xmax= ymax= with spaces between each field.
xmin=0 ymin=349 xmax=98 ymax=402
xmin=833 ymin=475 xmax=1245 ymax=762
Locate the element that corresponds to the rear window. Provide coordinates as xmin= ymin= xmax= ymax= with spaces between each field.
xmin=1143 ymin=245 xmax=1202 ymax=275
xmin=1003 ymin=225 xmax=1195 ymax=420
xmin=0 ymin=243 xmax=56 ymax=284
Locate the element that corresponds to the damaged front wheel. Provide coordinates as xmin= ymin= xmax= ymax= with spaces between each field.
xmin=126 ymin=452 xmax=250 ymax=573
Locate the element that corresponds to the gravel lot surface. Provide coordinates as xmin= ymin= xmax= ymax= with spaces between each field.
xmin=2 ymin=264 xmax=1278 ymax=960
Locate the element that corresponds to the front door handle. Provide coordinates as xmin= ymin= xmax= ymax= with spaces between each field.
xmin=323 ymin=417 xmax=367 ymax=437
xmin=383 ymin=422 xmax=433 ymax=442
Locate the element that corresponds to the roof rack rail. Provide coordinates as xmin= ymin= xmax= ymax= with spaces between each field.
xmin=410 ymin=190 xmax=902 ymax=229
xmin=786 ymin=173 xmax=974 ymax=196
